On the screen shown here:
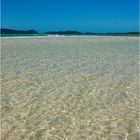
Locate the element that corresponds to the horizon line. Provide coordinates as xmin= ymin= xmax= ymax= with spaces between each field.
xmin=0 ymin=28 xmax=139 ymax=34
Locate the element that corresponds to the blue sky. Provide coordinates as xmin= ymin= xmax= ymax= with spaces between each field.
xmin=1 ymin=0 xmax=139 ymax=33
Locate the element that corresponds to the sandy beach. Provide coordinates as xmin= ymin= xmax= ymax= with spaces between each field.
xmin=1 ymin=36 xmax=139 ymax=140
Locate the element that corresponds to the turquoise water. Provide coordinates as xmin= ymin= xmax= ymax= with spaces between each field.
xmin=1 ymin=33 xmax=139 ymax=37
xmin=1 ymin=34 xmax=48 ymax=37
xmin=1 ymin=36 xmax=139 ymax=140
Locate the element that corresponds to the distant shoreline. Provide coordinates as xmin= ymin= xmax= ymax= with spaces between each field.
xmin=1 ymin=35 xmax=139 ymax=39
xmin=1 ymin=33 xmax=139 ymax=37
xmin=1 ymin=28 xmax=139 ymax=37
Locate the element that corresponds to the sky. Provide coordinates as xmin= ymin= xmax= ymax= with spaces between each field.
xmin=1 ymin=0 xmax=139 ymax=33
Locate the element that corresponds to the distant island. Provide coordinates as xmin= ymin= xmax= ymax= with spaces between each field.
xmin=0 ymin=28 xmax=139 ymax=36
xmin=45 ymin=31 xmax=139 ymax=36
xmin=0 ymin=28 xmax=38 ymax=34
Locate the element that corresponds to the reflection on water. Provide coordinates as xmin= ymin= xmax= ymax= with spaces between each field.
xmin=1 ymin=36 xmax=139 ymax=140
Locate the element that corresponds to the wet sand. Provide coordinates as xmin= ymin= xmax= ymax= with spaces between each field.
xmin=1 ymin=36 xmax=139 ymax=140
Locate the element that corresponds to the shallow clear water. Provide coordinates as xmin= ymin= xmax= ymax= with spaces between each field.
xmin=1 ymin=36 xmax=139 ymax=140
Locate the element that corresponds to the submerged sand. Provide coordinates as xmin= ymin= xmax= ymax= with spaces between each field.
xmin=1 ymin=36 xmax=139 ymax=140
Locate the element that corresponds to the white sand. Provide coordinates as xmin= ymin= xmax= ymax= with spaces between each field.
xmin=1 ymin=36 xmax=139 ymax=140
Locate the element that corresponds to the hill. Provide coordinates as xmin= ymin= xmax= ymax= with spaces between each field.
xmin=0 ymin=28 xmax=39 ymax=34
xmin=44 ymin=31 xmax=139 ymax=36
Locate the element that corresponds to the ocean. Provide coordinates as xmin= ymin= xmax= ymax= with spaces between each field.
xmin=1 ymin=36 xmax=139 ymax=140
